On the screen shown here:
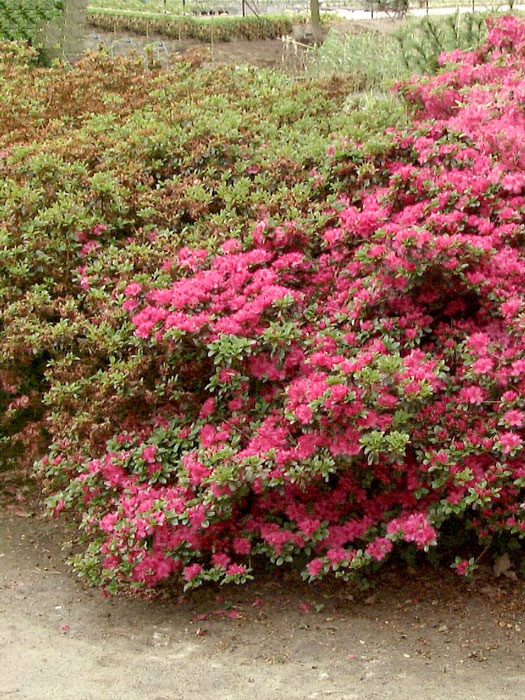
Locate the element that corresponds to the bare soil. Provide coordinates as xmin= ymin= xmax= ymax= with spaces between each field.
xmin=1 ymin=504 xmax=523 ymax=700
xmin=83 ymin=18 xmax=397 ymax=72
xmin=84 ymin=27 xmax=309 ymax=72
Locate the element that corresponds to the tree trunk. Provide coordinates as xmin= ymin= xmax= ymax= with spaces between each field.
xmin=310 ymin=0 xmax=323 ymax=45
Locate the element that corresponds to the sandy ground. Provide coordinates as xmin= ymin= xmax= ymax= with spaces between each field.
xmin=0 ymin=507 xmax=523 ymax=700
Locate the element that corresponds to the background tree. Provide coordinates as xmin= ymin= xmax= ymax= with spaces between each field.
xmin=310 ymin=0 xmax=323 ymax=44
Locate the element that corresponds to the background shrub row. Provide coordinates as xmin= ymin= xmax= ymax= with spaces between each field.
xmin=86 ymin=9 xmax=301 ymax=42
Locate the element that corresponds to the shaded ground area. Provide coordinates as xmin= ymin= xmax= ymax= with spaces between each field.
xmin=1 ymin=508 xmax=523 ymax=699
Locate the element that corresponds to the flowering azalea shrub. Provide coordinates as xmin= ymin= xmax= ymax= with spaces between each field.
xmin=2 ymin=45 xmax=387 ymax=477
xmin=38 ymin=16 xmax=524 ymax=593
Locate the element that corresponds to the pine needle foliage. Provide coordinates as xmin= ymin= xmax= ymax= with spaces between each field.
xmin=395 ymin=11 xmax=490 ymax=74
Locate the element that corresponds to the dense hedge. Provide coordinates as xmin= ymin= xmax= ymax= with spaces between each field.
xmin=0 ymin=0 xmax=62 ymax=43
xmin=86 ymin=9 xmax=301 ymax=42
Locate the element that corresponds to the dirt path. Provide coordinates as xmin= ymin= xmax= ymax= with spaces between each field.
xmin=0 ymin=509 xmax=523 ymax=700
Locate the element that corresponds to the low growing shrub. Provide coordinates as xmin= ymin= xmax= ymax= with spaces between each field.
xmin=38 ymin=16 xmax=525 ymax=592
xmin=0 ymin=45 xmax=395 ymax=481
